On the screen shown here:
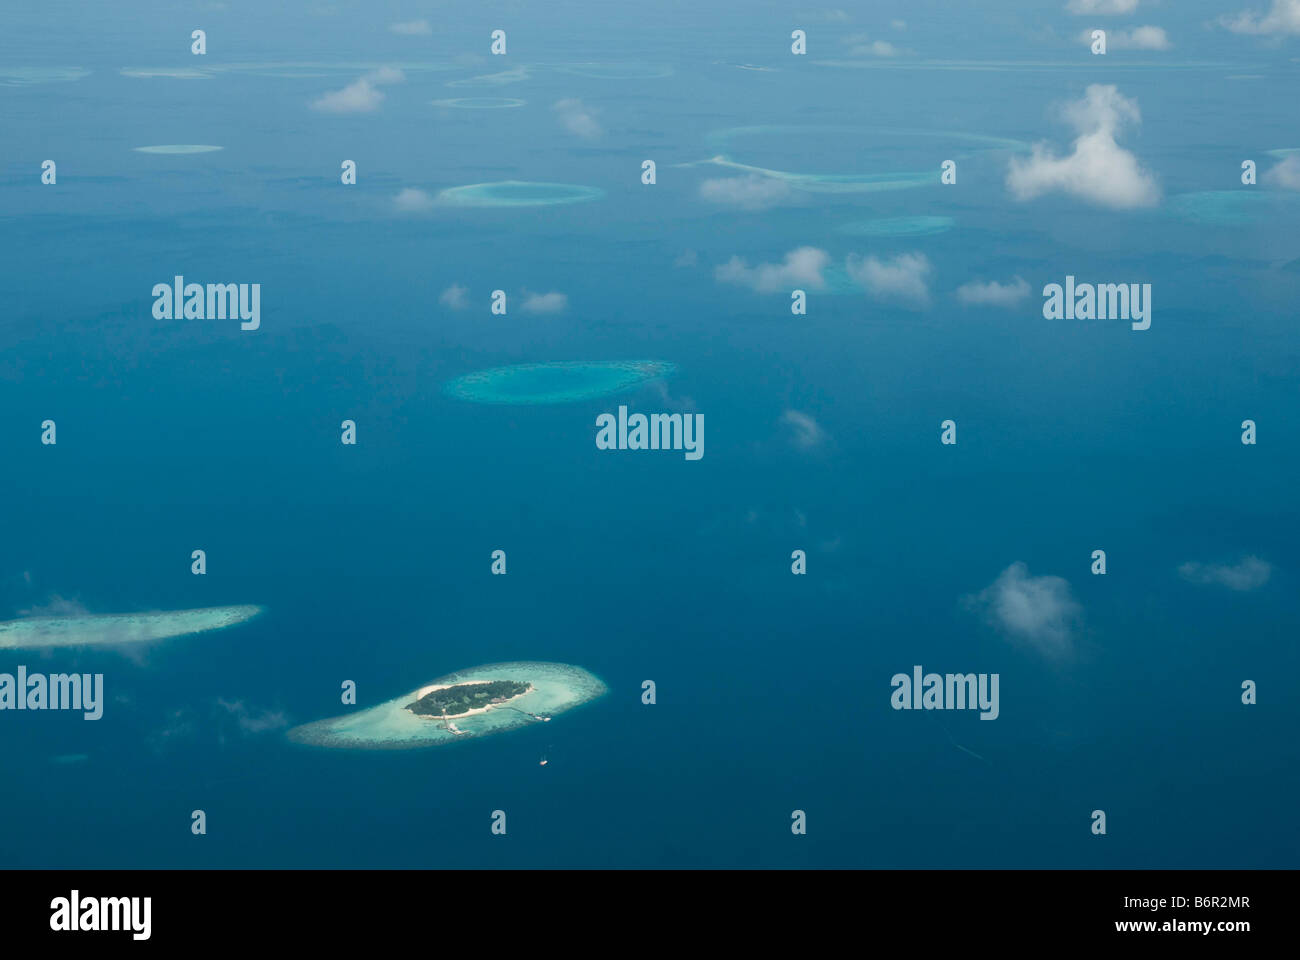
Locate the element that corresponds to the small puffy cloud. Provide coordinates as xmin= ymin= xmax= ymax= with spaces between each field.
xmin=1178 ymin=556 xmax=1272 ymax=591
xmin=439 ymin=284 xmax=469 ymax=309
xmin=148 ymin=708 xmax=197 ymax=752
xmin=1123 ymin=25 xmax=1171 ymax=48
xmin=1221 ymin=0 xmax=1300 ymax=35
xmin=1264 ymin=154 xmax=1300 ymax=189
xmin=389 ymin=19 xmax=432 ymax=35
xmin=965 ymin=562 xmax=1081 ymax=658
xmin=1080 ymin=25 xmax=1171 ymax=49
xmin=956 ymin=276 xmax=1030 ymax=307
xmin=699 ymin=174 xmax=794 ymax=210
xmin=779 ymin=410 xmax=828 ymax=450
xmin=1007 ymin=84 xmax=1159 ymax=209
xmin=18 ymin=594 xmax=89 ymax=617
xmin=845 ymin=252 xmax=932 ymax=308
xmin=521 ymin=291 xmax=568 ymax=314
xmin=215 ymin=698 xmax=289 ymax=734
xmin=393 ymin=187 xmax=436 ymax=212
xmin=649 ymin=379 xmax=696 ymax=412
xmin=891 ymin=18 xmax=907 ymax=29
xmin=313 ymin=78 xmax=383 ymax=113
xmin=553 ymin=98 xmax=601 ymax=139
xmin=312 ymin=67 xmax=404 ymax=113
xmin=715 ymin=246 xmax=830 ymax=293
xmin=862 ymin=40 xmax=903 ymax=56
xmin=673 ymin=249 xmax=698 ymax=268
xmin=1067 ymin=0 xmax=1139 ymax=13
xmin=844 ymin=32 xmax=906 ymax=56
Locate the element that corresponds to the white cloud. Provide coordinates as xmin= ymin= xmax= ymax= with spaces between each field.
xmin=389 ymin=19 xmax=432 ymax=35
xmin=673 ymin=250 xmax=698 ymax=268
xmin=1007 ymin=84 xmax=1160 ymax=209
xmin=1066 ymin=0 xmax=1139 ymax=13
xmin=1178 ymin=556 xmax=1272 ymax=591
xmin=715 ymin=247 xmax=830 ymax=293
xmin=439 ymin=284 xmax=469 ymax=309
xmin=1265 ymin=154 xmax=1300 ymax=189
xmin=855 ymin=40 xmax=903 ymax=56
xmin=1124 ymin=25 xmax=1171 ymax=48
xmin=956 ymin=276 xmax=1031 ymax=307
xmin=891 ymin=18 xmax=907 ymax=29
xmin=965 ymin=562 xmax=1081 ymax=658
xmin=699 ymin=174 xmax=794 ymax=210
xmin=393 ymin=187 xmax=436 ymax=212
xmin=1221 ymin=0 xmax=1300 ymax=35
xmin=845 ymin=252 xmax=932 ymax=308
xmin=1080 ymin=25 xmax=1171 ymax=49
xmin=844 ymin=32 xmax=906 ymax=56
xmin=779 ymin=410 xmax=828 ymax=449
xmin=313 ymin=78 xmax=383 ymax=113
xmin=312 ymin=67 xmax=405 ymax=113
xmin=649 ymin=379 xmax=696 ymax=412
xmin=521 ymin=291 xmax=568 ymax=314
xmin=18 ymin=594 xmax=89 ymax=617
xmin=215 ymin=698 xmax=288 ymax=734
xmin=553 ymin=98 xmax=601 ymax=139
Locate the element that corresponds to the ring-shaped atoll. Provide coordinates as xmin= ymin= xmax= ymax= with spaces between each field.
xmin=431 ymin=97 xmax=526 ymax=109
xmin=446 ymin=66 xmax=530 ymax=88
xmin=549 ymin=62 xmax=673 ymax=80
xmin=0 ymin=67 xmax=91 ymax=86
xmin=435 ymin=180 xmax=605 ymax=207
xmin=691 ymin=125 xmax=1028 ymax=195
xmin=214 ymin=61 xmax=459 ymax=79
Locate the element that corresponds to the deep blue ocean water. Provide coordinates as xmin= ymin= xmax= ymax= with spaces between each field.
xmin=2 ymin=0 xmax=1297 ymax=867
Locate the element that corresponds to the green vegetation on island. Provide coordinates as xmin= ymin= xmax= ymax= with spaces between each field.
xmin=406 ymin=680 xmax=530 ymax=717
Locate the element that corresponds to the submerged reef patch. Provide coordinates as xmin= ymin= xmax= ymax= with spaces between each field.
xmin=1167 ymin=190 xmax=1300 ymax=226
xmin=431 ymin=97 xmax=526 ymax=109
xmin=0 ymin=605 xmax=262 ymax=649
xmin=837 ymin=215 xmax=955 ymax=237
xmin=132 ymin=144 xmax=224 ymax=155
xmin=444 ymin=360 xmax=675 ymax=405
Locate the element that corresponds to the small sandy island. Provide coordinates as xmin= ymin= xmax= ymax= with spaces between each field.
xmin=287 ymin=661 xmax=607 ymax=750
xmin=406 ymin=680 xmax=535 ymax=722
